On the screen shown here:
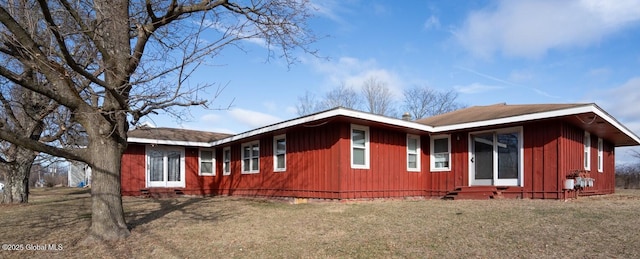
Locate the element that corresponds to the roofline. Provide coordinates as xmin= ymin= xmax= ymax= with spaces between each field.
xmin=126 ymin=104 xmax=640 ymax=148
xmin=590 ymin=104 xmax=640 ymax=145
xmin=430 ymin=103 xmax=640 ymax=145
xmin=127 ymin=137 xmax=212 ymax=147
xmin=211 ymin=107 xmax=435 ymax=146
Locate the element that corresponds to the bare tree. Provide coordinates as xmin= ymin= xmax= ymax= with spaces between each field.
xmin=295 ymin=90 xmax=323 ymax=116
xmin=0 ymin=85 xmax=56 ymax=203
xmin=616 ymin=163 xmax=640 ymax=189
xmin=361 ymin=77 xmax=395 ymax=116
xmin=402 ymin=86 xmax=465 ymax=119
xmin=0 ymin=0 xmax=317 ymax=242
xmin=323 ymin=83 xmax=361 ymax=110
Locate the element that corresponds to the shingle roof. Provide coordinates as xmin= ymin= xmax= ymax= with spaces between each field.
xmin=128 ymin=127 xmax=232 ymax=143
xmin=416 ymin=103 xmax=589 ymax=127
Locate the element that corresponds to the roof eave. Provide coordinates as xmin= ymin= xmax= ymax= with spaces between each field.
xmin=211 ymin=108 xmax=435 ymax=146
xmin=127 ymin=137 xmax=212 ymax=147
xmin=431 ymin=104 xmax=640 ymax=146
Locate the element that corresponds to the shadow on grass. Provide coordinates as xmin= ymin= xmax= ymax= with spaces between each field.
xmin=126 ymin=197 xmax=228 ymax=230
xmin=68 ymin=188 xmax=91 ymax=195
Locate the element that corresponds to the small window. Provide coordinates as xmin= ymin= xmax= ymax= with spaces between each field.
xmin=223 ymin=147 xmax=231 ymax=176
xmin=431 ymin=135 xmax=451 ymax=171
xmin=407 ymin=134 xmax=421 ymax=172
xmin=199 ymin=149 xmax=215 ymax=176
xmin=351 ymin=124 xmax=370 ymax=169
xmin=242 ymin=141 xmax=260 ymax=174
xmin=584 ymin=132 xmax=591 ymax=170
xmin=597 ymin=138 xmax=603 ymax=173
xmin=274 ymin=135 xmax=286 ymax=172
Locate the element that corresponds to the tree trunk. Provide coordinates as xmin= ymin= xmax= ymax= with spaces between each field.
xmin=82 ymin=137 xmax=130 ymax=243
xmin=1 ymin=148 xmax=36 ymax=204
xmin=1 ymin=164 xmax=30 ymax=204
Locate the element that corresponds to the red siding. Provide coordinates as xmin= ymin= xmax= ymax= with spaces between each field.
xmin=523 ymin=121 xmax=562 ymax=199
xmin=427 ymin=132 xmax=467 ymax=196
xmin=121 ymin=144 xmax=145 ymax=195
xmin=204 ymin=122 xmax=343 ymax=199
xmin=120 ymin=117 xmax=619 ymax=199
xmin=339 ymin=123 xmax=428 ymax=199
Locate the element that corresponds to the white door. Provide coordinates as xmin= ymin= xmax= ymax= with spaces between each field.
xmin=469 ymin=128 xmax=522 ymax=186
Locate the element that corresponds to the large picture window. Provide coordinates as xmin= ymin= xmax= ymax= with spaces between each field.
xmin=274 ymin=135 xmax=286 ymax=172
xmin=351 ymin=124 xmax=370 ymax=169
xmin=430 ymin=135 xmax=451 ymax=171
xmin=146 ymin=146 xmax=185 ymax=187
xmin=242 ymin=141 xmax=260 ymax=174
xmin=199 ymin=149 xmax=215 ymax=176
xmin=407 ymin=134 xmax=421 ymax=171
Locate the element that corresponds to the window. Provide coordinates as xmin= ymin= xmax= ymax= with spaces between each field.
xmin=274 ymin=135 xmax=286 ymax=172
xmin=407 ymin=134 xmax=421 ymax=171
xmin=146 ymin=146 xmax=185 ymax=187
xmin=242 ymin=141 xmax=260 ymax=174
xmin=199 ymin=149 xmax=215 ymax=176
xmin=584 ymin=132 xmax=591 ymax=170
xmin=351 ymin=124 xmax=370 ymax=169
xmin=223 ymin=147 xmax=231 ymax=176
xmin=597 ymin=138 xmax=603 ymax=173
xmin=431 ymin=135 xmax=451 ymax=171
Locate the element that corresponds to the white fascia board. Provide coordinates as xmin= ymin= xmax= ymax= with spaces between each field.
xmin=127 ymin=137 xmax=212 ymax=147
xmin=211 ymin=108 xmax=434 ymax=146
xmin=434 ymin=106 xmax=593 ymax=132
xmin=431 ymin=106 xmax=595 ymax=132
xmin=431 ymin=104 xmax=640 ymax=145
xmin=591 ymin=106 xmax=640 ymax=144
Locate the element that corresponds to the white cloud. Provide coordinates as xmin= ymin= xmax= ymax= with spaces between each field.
xmin=424 ymin=15 xmax=441 ymax=30
xmin=310 ymin=0 xmax=349 ymax=24
xmin=228 ymin=108 xmax=282 ymax=129
xmin=454 ymin=83 xmax=504 ymax=94
xmin=595 ymin=77 xmax=640 ymax=126
xmin=456 ymin=66 xmax=558 ymax=98
xmin=262 ymin=101 xmax=278 ymax=112
xmin=310 ymin=56 xmax=404 ymax=99
xmin=509 ymin=70 xmax=534 ymax=82
xmin=200 ymin=113 xmax=222 ymax=123
xmin=455 ymin=0 xmax=640 ymax=59
xmin=588 ymin=67 xmax=612 ymax=77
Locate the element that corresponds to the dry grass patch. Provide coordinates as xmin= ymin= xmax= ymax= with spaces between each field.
xmin=1 ymin=188 xmax=639 ymax=258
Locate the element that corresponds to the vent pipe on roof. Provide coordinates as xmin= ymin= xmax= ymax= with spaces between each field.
xmin=402 ymin=112 xmax=412 ymax=121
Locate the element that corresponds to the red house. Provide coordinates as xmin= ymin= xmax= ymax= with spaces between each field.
xmin=121 ymin=103 xmax=640 ymax=199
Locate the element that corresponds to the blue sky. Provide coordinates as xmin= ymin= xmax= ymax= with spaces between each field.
xmin=146 ymin=0 xmax=640 ymax=163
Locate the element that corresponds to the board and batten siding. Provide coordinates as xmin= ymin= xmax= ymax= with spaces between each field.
xmin=338 ymin=123 xmax=429 ymax=199
xmin=120 ymin=144 xmax=146 ymax=196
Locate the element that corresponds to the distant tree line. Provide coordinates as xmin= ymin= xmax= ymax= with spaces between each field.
xmin=295 ymin=76 xmax=466 ymax=120
xmin=616 ymin=150 xmax=640 ymax=189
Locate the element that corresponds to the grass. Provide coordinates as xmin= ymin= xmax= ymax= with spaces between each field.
xmin=1 ymin=188 xmax=640 ymax=258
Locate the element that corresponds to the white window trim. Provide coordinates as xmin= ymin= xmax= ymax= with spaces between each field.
xmin=467 ymin=127 xmax=524 ymax=187
xmin=584 ymin=131 xmax=591 ymax=171
xmin=350 ymin=124 xmax=370 ymax=169
xmin=407 ymin=134 xmax=421 ymax=172
xmin=241 ymin=141 xmax=260 ymax=174
xmin=430 ymin=135 xmax=451 ymax=172
xmin=198 ymin=148 xmax=215 ymax=176
xmin=222 ymin=147 xmax=231 ymax=176
xmin=273 ymin=134 xmax=286 ymax=172
xmin=145 ymin=145 xmax=186 ymax=188
xmin=597 ymin=138 xmax=603 ymax=173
